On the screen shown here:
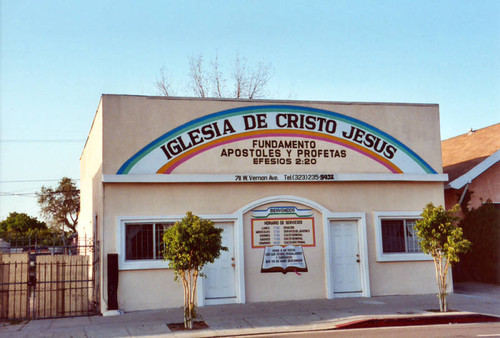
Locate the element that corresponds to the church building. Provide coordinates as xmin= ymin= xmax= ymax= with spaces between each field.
xmin=79 ymin=95 xmax=447 ymax=312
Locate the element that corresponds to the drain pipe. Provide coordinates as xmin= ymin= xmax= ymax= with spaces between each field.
xmin=458 ymin=183 xmax=470 ymax=206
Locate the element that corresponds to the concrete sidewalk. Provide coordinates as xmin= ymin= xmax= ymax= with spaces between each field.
xmin=1 ymin=282 xmax=499 ymax=337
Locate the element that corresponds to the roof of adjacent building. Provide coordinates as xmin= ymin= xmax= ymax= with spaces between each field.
xmin=442 ymin=123 xmax=500 ymax=188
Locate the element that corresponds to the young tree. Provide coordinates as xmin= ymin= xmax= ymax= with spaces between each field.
xmin=415 ymin=203 xmax=471 ymax=312
xmin=37 ymin=177 xmax=80 ymax=234
xmin=162 ymin=212 xmax=227 ymax=329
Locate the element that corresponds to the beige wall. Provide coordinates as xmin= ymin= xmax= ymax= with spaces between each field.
xmin=79 ymin=99 xmax=105 ymax=311
xmin=99 ymin=95 xmax=443 ymax=175
xmin=118 ymin=269 xmax=184 ymax=311
xmin=103 ymin=182 xmax=444 ymax=224
xmin=102 ymin=181 xmax=444 ymax=310
xmin=80 ymin=98 xmax=104 ymax=239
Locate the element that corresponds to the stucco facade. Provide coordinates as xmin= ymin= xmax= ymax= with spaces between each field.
xmin=80 ymin=95 xmax=447 ymax=312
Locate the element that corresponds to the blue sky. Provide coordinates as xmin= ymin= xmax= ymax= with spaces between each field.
xmin=1 ymin=0 xmax=499 ymax=221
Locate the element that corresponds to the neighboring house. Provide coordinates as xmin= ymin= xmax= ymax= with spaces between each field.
xmin=442 ymin=123 xmax=500 ymax=212
xmin=80 ymin=95 xmax=448 ymax=313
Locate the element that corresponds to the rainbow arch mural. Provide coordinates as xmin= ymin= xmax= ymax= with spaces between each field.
xmin=117 ymin=105 xmax=437 ymax=175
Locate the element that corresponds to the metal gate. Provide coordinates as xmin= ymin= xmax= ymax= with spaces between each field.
xmin=0 ymin=238 xmax=100 ymax=320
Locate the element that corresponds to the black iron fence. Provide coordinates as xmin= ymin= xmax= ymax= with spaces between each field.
xmin=0 ymin=237 xmax=100 ymax=320
xmin=1 ymin=232 xmax=73 ymax=252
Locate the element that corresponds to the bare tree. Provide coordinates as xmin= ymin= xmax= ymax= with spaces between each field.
xmin=188 ymin=55 xmax=208 ymax=98
xmin=156 ymin=53 xmax=272 ymax=99
xmin=210 ymin=53 xmax=225 ymax=98
xmin=155 ymin=67 xmax=174 ymax=96
xmin=232 ymin=55 xmax=246 ymax=98
xmin=246 ymin=61 xmax=271 ymax=99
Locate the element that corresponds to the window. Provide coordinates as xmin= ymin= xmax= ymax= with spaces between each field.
xmin=125 ymin=223 xmax=171 ymax=261
xmin=381 ymin=219 xmax=421 ymax=254
xmin=118 ymin=219 xmax=175 ymax=270
xmin=117 ymin=215 xmax=234 ymax=270
xmin=374 ymin=212 xmax=431 ymax=262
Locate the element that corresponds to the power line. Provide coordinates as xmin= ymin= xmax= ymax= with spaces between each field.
xmin=0 ymin=139 xmax=85 ymax=143
xmin=0 ymin=192 xmax=38 ymax=197
xmin=0 ymin=179 xmax=80 ymax=183
xmin=0 ymin=179 xmax=81 ymax=198
xmin=1 ymin=186 xmax=42 ymax=194
xmin=1 ymin=189 xmax=80 ymax=197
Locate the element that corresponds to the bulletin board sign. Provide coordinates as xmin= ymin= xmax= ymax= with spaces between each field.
xmin=251 ymin=217 xmax=315 ymax=248
xmin=261 ymin=245 xmax=308 ymax=274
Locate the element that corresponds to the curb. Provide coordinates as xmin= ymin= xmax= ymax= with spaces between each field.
xmin=334 ymin=313 xmax=500 ymax=329
xmin=212 ymin=313 xmax=500 ymax=337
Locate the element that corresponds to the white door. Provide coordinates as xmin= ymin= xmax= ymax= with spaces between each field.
xmin=204 ymin=223 xmax=236 ymax=301
xmin=330 ymin=221 xmax=362 ymax=294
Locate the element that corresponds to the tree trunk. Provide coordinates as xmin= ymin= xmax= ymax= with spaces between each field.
xmin=433 ymin=252 xmax=449 ymax=312
xmin=186 ymin=271 xmax=193 ymax=329
xmin=180 ymin=269 xmax=200 ymax=330
xmin=441 ymin=257 xmax=450 ymax=312
xmin=179 ymin=271 xmax=192 ymax=329
xmin=186 ymin=269 xmax=193 ymax=329
xmin=190 ymin=270 xmax=198 ymax=328
xmin=433 ymin=256 xmax=443 ymax=311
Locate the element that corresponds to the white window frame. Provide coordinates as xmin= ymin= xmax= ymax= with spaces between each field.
xmin=117 ymin=216 xmax=181 ymax=270
xmin=374 ymin=211 xmax=432 ymax=262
